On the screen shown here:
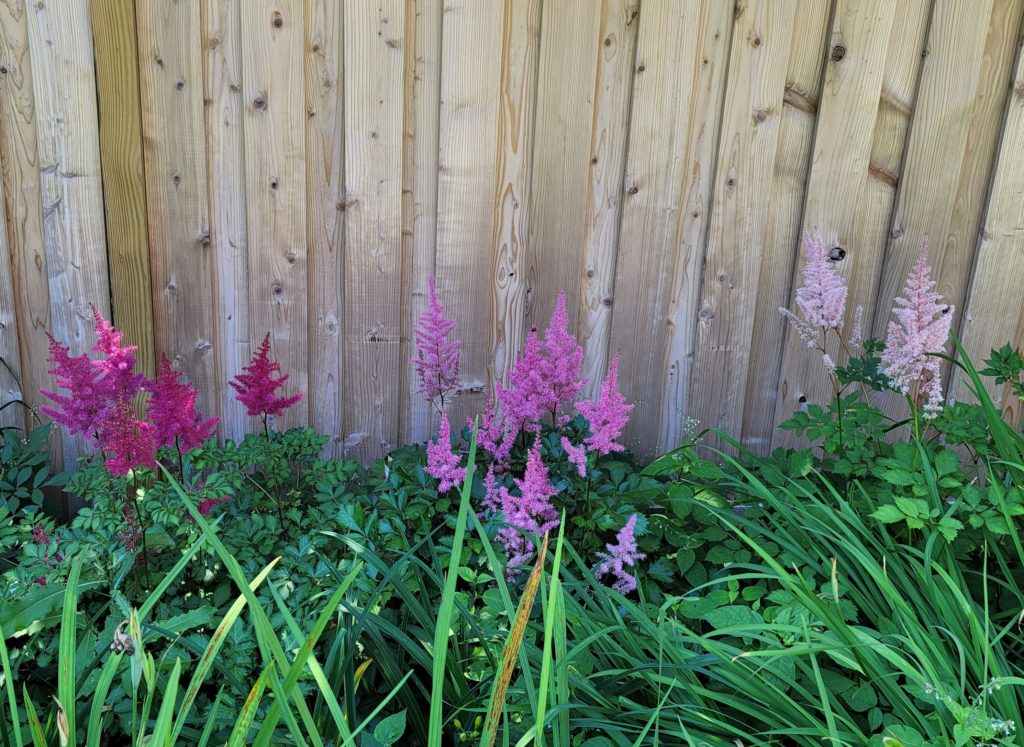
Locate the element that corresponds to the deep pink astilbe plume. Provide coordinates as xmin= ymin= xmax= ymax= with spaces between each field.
xmin=100 ymin=402 xmax=157 ymax=476
xmin=593 ymin=513 xmax=646 ymax=595
xmin=413 ymin=277 xmax=462 ymax=404
xmin=91 ymin=306 xmax=146 ymax=399
xmin=230 ymin=334 xmax=304 ymax=419
xmin=147 ymin=355 xmax=219 ymax=451
xmin=576 ymin=355 xmax=632 ymax=455
xmin=560 ymin=436 xmax=588 ymax=478
xmin=496 ymin=438 xmax=560 ymax=575
xmin=39 ymin=334 xmax=113 ymax=438
xmin=541 ymin=291 xmax=585 ymax=412
xmin=425 ymin=412 xmax=467 ymax=493
xmin=881 ymin=237 xmax=953 ymax=417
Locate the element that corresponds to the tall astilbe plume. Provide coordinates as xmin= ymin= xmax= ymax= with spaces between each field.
xmin=593 ymin=513 xmax=645 ymax=594
xmin=541 ymin=290 xmax=585 ymax=417
xmin=779 ymin=231 xmax=848 ymax=347
xmin=147 ymin=354 xmax=220 ymax=451
xmin=880 ymin=237 xmax=953 ymax=417
xmin=230 ymin=334 xmax=304 ymax=424
xmin=576 ymin=355 xmax=632 ymax=455
xmin=425 ymin=411 xmax=466 ymax=493
xmin=495 ymin=438 xmax=560 ymax=575
xmin=100 ymin=402 xmax=157 ymax=476
xmin=413 ymin=276 xmax=461 ymax=407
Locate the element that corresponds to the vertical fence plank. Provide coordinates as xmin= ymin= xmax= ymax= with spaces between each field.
xmin=0 ymin=0 xmax=62 ymax=463
xmin=203 ymin=0 xmax=251 ymax=440
xmin=577 ymin=0 xmax=640 ymax=399
xmin=341 ymin=1 xmax=404 ymax=461
xmin=740 ymin=0 xmax=833 ymax=450
xmin=241 ymin=0 xmax=308 ymax=431
xmin=610 ymin=0 xmax=733 ymax=456
xmin=137 ymin=0 xmax=220 ymax=421
xmin=954 ymin=28 xmax=1024 ymax=420
xmin=771 ymin=0 xmax=931 ymax=446
xmin=874 ymin=0 xmax=1023 ymax=350
xmin=489 ymin=0 xmax=541 ymax=396
xmin=399 ymin=0 xmax=442 ymax=445
xmin=91 ymin=0 xmax=154 ymax=381
xmin=435 ymin=0 xmax=503 ymax=433
xmin=0 ymin=149 xmax=23 ymax=430
xmin=306 ymin=0 xmax=345 ymax=452
xmin=524 ymin=2 xmax=601 ymax=332
xmin=689 ymin=0 xmax=799 ymax=452
xmin=29 ymin=0 xmax=112 ymax=466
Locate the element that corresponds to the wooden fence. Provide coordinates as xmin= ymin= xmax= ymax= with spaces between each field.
xmin=2 ymin=0 xmax=1024 ymax=467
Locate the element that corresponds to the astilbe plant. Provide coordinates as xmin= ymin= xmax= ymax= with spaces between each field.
xmin=412 ymin=276 xmax=462 ymax=409
xmin=576 ymin=354 xmax=632 ymax=456
xmin=593 ymin=513 xmax=645 ymax=594
xmin=425 ymin=411 xmax=466 ymax=493
xmin=494 ymin=437 xmax=560 ymax=576
xmin=147 ymin=354 xmax=219 ymax=454
xmin=881 ymin=237 xmax=953 ymax=419
xmin=230 ymin=333 xmax=304 ymax=433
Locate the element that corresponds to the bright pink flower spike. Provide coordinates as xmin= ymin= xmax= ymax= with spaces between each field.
xmin=425 ymin=412 xmax=467 ymax=493
xmin=413 ymin=277 xmax=461 ymax=404
xmin=230 ymin=334 xmax=304 ymax=419
xmin=147 ymin=354 xmax=219 ymax=451
xmin=881 ymin=237 xmax=953 ymax=417
xmin=576 ymin=355 xmax=632 ymax=455
xmin=497 ymin=438 xmax=560 ymax=575
xmin=593 ymin=513 xmax=646 ymax=595
xmin=560 ymin=436 xmax=588 ymax=478
xmin=100 ymin=402 xmax=157 ymax=476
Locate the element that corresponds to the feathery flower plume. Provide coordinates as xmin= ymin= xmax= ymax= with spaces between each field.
xmin=498 ymin=329 xmax=551 ymax=431
xmin=593 ymin=513 xmax=646 ymax=594
xmin=881 ymin=237 xmax=953 ymax=417
xmin=497 ymin=438 xmax=560 ymax=575
xmin=541 ymin=291 xmax=585 ymax=414
xmin=576 ymin=355 xmax=632 ymax=455
xmin=849 ymin=305 xmax=864 ymax=350
xmin=560 ymin=436 xmax=588 ymax=478
xmin=425 ymin=412 xmax=466 ymax=493
xmin=473 ymin=399 xmax=515 ymax=467
xmin=91 ymin=306 xmax=146 ymax=399
xmin=230 ymin=334 xmax=304 ymax=421
xmin=100 ymin=402 xmax=157 ymax=476
xmin=147 ymin=354 xmax=219 ymax=451
xmin=39 ymin=334 xmax=112 ymax=438
xmin=413 ymin=276 xmax=461 ymax=405
xmin=793 ymin=230 xmax=847 ymax=330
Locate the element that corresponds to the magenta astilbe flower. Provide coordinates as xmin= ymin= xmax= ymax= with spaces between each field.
xmin=39 ymin=334 xmax=112 ymax=439
xmin=576 ymin=355 xmax=632 ymax=455
xmin=230 ymin=334 xmax=304 ymax=420
xmin=425 ymin=412 xmax=466 ymax=493
xmin=593 ymin=513 xmax=646 ymax=595
xmin=473 ymin=398 xmax=515 ymax=467
xmin=91 ymin=306 xmax=146 ymax=399
xmin=197 ymin=495 xmax=231 ymax=516
xmin=100 ymin=402 xmax=157 ymax=476
xmin=498 ymin=329 xmax=552 ymax=431
xmin=497 ymin=438 xmax=560 ymax=575
xmin=541 ymin=291 xmax=585 ymax=413
xmin=147 ymin=354 xmax=219 ymax=451
xmin=560 ymin=436 xmax=588 ymax=478
xmin=881 ymin=237 xmax=953 ymax=417
xmin=413 ymin=276 xmax=461 ymax=405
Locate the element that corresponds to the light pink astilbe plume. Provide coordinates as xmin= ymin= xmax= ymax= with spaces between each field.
xmin=496 ymin=438 xmax=560 ymax=575
xmin=100 ymin=402 xmax=157 ymax=476
xmin=147 ymin=354 xmax=220 ymax=451
xmin=425 ymin=411 xmax=466 ymax=493
xmin=412 ymin=276 xmax=461 ymax=404
xmin=498 ymin=329 xmax=551 ymax=431
xmin=593 ymin=513 xmax=646 ymax=595
xmin=794 ymin=230 xmax=847 ymax=330
xmin=541 ymin=291 xmax=585 ymax=414
xmin=230 ymin=334 xmax=304 ymax=420
xmin=576 ymin=355 xmax=632 ymax=455
xmin=881 ymin=237 xmax=953 ymax=417
xmin=472 ymin=398 xmax=515 ymax=467
xmin=560 ymin=436 xmax=588 ymax=478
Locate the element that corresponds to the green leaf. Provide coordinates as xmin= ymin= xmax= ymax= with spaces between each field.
xmin=372 ymin=710 xmax=407 ymax=746
xmin=871 ymin=505 xmax=906 ymax=524
xmin=705 ymin=605 xmax=763 ymax=630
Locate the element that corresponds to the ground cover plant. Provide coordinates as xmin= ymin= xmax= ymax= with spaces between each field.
xmin=1 ymin=234 xmax=1024 ymax=745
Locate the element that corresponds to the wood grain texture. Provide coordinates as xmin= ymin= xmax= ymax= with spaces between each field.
xmin=524 ymin=0 xmax=601 ymax=333
xmin=29 ymin=0 xmax=112 ymax=466
xmin=954 ymin=28 xmax=1024 ymax=420
xmin=771 ymin=0 xmax=930 ymax=447
xmin=577 ymin=0 xmax=640 ymax=399
xmin=435 ymin=0 xmax=503 ymax=432
xmin=0 ymin=145 xmax=23 ymax=430
xmin=241 ymin=0 xmax=308 ymax=431
xmin=305 ymin=0 xmax=345 ymax=452
xmin=610 ymin=0 xmax=733 ymax=456
xmin=341 ymin=0 xmax=404 ymax=461
xmin=740 ymin=0 xmax=833 ymax=451
xmin=91 ymin=0 xmax=154 ymax=380
xmin=0 ymin=0 xmax=61 ymax=462
xmin=137 ymin=0 xmax=220 ymax=424
xmin=399 ymin=0 xmax=442 ymax=445
xmin=489 ymin=0 xmax=541 ymax=392
xmin=203 ymin=0 xmax=251 ymax=441
xmin=689 ymin=0 xmax=799 ymax=452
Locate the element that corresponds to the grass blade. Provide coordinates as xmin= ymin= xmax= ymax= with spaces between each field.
xmin=0 ymin=620 xmax=24 ymax=747
xmin=58 ymin=552 xmax=86 ymax=745
xmin=148 ymin=658 xmax=181 ymax=746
